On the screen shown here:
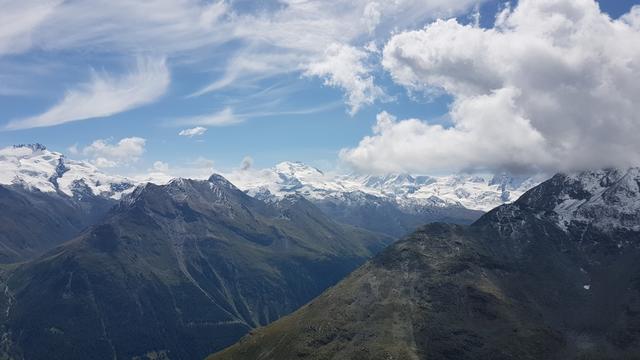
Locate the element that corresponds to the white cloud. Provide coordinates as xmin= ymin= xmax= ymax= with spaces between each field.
xmin=178 ymin=126 xmax=207 ymax=137
xmin=173 ymin=107 xmax=243 ymax=127
xmin=0 ymin=0 xmax=483 ymax=115
xmin=152 ymin=161 xmax=170 ymax=172
xmin=0 ymin=0 xmax=60 ymax=55
xmin=343 ymin=0 xmax=640 ymax=174
xmin=81 ymin=137 xmax=146 ymax=168
xmin=133 ymin=156 xmax=215 ymax=184
xmin=4 ymin=0 xmax=230 ymax=55
xmin=305 ymin=43 xmax=385 ymax=115
xmin=93 ymin=157 xmax=117 ymax=168
xmin=189 ymin=0 xmax=483 ymax=112
xmin=5 ymin=57 xmax=169 ymax=130
xmin=191 ymin=157 xmax=215 ymax=170
xmin=67 ymin=143 xmax=79 ymax=155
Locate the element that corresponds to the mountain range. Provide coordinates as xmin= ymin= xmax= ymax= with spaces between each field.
xmin=210 ymin=167 xmax=640 ymax=360
xmin=0 ymin=144 xmax=131 ymax=262
xmin=0 ymin=144 xmax=135 ymax=200
xmin=0 ymin=144 xmax=541 ymax=239
xmin=0 ymin=143 xmax=562 ymax=359
xmin=0 ymin=174 xmax=391 ymax=359
xmin=226 ymin=161 xmax=543 ymax=236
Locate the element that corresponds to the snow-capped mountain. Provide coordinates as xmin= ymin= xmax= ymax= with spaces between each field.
xmin=516 ymin=167 xmax=640 ymax=233
xmin=213 ymin=168 xmax=640 ymax=360
xmin=224 ymin=161 xmax=546 ymax=236
xmin=226 ymin=161 xmax=544 ymax=212
xmin=0 ymin=144 xmax=135 ymax=199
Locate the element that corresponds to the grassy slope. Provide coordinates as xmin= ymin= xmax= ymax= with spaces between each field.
xmin=0 ymin=179 xmax=392 ymax=360
xmin=210 ymin=218 xmax=640 ymax=360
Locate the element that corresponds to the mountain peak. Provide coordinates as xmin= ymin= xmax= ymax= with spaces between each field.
xmin=274 ymin=161 xmax=324 ymax=177
xmin=0 ymin=144 xmax=135 ymax=199
xmin=208 ymin=173 xmax=237 ymax=187
xmin=511 ymin=167 xmax=640 ymax=232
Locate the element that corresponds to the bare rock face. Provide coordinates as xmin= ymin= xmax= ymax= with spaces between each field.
xmin=210 ymin=168 xmax=640 ymax=360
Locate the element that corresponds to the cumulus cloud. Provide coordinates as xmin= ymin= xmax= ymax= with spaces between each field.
xmin=80 ymin=137 xmax=146 ymax=168
xmin=343 ymin=0 xmax=640 ymax=174
xmin=178 ymin=126 xmax=207 ymax=137
xmin=306 ymin=43 xmax=385 ymax=115
xmin=5 ymin=57 xmax=169 ymax=130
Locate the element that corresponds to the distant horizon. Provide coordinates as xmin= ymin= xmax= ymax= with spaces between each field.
xmin=2 ymin=142 xmax=555 ymax=181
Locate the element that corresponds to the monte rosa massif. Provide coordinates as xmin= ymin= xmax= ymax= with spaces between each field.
xmin=0 ymin=144 xmax=543 ymax=226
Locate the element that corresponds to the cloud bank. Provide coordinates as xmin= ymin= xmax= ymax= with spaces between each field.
xmin=5 ymin=57 xmax=169 ymax=130
xmin=342 ymin=0 xmax=640 ymax=174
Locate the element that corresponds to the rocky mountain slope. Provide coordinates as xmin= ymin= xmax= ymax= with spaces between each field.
xmin=227 ymin=161 xmax=541 ymax=236
xmin=0 ymin=144 xmax=134 ymax=262
xmin=0 ymin=144 xmax=535 ymax=240
xmin=0 ymin=174 xmax=391 ymax=360
xmin=210 ymin=167 xmax=640 ymax=360
xmin=0 ymin=185 xmax=113 ymax=263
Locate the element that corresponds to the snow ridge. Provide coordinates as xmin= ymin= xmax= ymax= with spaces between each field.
xmin=551 ymin=168 xmax=640 ymax=232
xmin=0 ymin=144 xmax=135 ymax=199
xmin=226 ymin=161 xmax=544 ymax=212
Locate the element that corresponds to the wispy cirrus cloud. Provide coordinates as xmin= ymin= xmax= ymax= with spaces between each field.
xmin=1 ymin=0 xmax=230 ymax=55
xmin=173 ymin=107 xmax=243 ymax=127
xmin=169 ymin=101 xmax=342 ymax=131
xmin=5 ymin=57 xmax=169 ymax=130
xmin=0 ymin=0 xmax=484 ymax=118
xmin=186 ymin=0 xmax=485 ymax=113
xmin=0 ymin=0 xmax=61 ymax=55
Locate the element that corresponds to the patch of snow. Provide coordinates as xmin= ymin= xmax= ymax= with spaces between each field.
xmin=0 ymin=144 xmax=135 ymax=199
xmin=552 ymin=168 xmax=640 ymax=232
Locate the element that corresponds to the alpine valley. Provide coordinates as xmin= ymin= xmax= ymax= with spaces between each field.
xmin=8 ymin=144 xmax=639 ymax=360
xmin=0 ymin=144 xmax=539 ymax=359
xmin=210 ymin=168 xmax=640 ymax=360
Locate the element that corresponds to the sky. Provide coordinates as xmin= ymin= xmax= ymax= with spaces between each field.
xmin=1 ymin=0 xmax=639 ymax=178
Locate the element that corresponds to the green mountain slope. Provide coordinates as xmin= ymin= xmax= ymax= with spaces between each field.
xmin=0 ymin=185 xmax=114 ymax=263
xmin=210 ymin=169 xmax=640 ymax=360
xmin=0 ymin=175 xmax=391 ymax=360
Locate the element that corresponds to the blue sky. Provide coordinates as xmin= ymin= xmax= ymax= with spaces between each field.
xmin=1 ymin=0 xmax=639 ymax=177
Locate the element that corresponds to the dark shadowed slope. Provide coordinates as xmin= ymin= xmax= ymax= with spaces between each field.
xmin=0 ymin=174 xmax=390 ymax=360
xmin=210 ymin=168 xmax=640 ymax=360
xmin=0 ymin=185 xmax=114 ymax=263
xmin=312 ymin=192 xmax=483 ymax=237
